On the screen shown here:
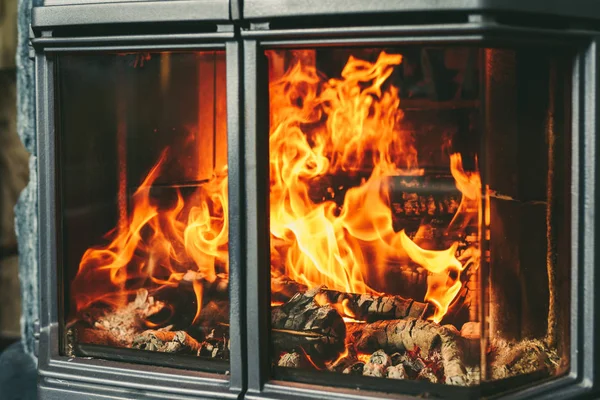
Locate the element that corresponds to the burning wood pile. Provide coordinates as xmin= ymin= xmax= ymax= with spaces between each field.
xmin=66 ymin=274 xmax=230 ymax=361
xmin=271 ymin=276 xmax=560 ymax=386
xmin=271 ymin=276 xmax=479 ymax=386
xmin=265 ymin=50 xmax=485 ymax=386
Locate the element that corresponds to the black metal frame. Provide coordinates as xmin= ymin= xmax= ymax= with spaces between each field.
xmin=32 ymin=0 xmax=232 ymax=28
xmin=33 ymin=22 xmax=245 ymax=400
xmin=30 ymin=1 xmax=600 ymax=399
xmin=241 ymin=0 xmax=600 ymax=21
xmin=241 ymin=16 xmax=600 ymax=400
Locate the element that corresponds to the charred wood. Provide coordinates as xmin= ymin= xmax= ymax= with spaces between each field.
xmin=312 ymin=287 xmax=432 ymax=321
xmin=271 ymin=275 xmax=308 ymax=303
xmin=132 ymin=330 xmax=201 ymax=354
xmin=271 ymin=278 xmax=432 ymax=321
xmin=346 ymin=318 xmax=467 ymax=385
xmin=271 ymin=291 xmax=346 ymax=362
xmin=343 ymin=362 xmax=365 ymax=375
xmin=417 ymin=367 xmax=440 ymax=383
xmin=326 ymin=348 xmax=359 ymax=372
xmin=69 ymin=289 xmax=167 ymax=348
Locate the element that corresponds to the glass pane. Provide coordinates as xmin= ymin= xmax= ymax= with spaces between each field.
xmin=266 ymin=46 xmax=570 ymax=392
xmin=482 ymin=47 xmax=571 ymax=385
xmin=58 ymin=51 xmax=229 ymax=370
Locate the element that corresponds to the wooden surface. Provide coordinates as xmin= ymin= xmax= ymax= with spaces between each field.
xmin=0 ymin=68 xmax=27 ymax=338
xmin=0 ymin=0 xmax=17 ymax=70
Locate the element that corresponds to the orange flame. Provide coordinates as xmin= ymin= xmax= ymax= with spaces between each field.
xmin=192 ymin=279 xmax=204 ymax=325
xmin=71 ymin=145 xmax=229 ymax=327
xmin=268 ymin=50 xmax=481 ymax=322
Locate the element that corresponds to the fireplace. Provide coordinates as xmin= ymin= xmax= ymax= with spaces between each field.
xmin=31 ymin=1 xmax=600 ymax=399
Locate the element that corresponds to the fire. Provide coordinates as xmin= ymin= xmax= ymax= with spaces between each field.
xmin=399 ymin=230 xmax=464 ymax=322
xmin=268 ymin=51 xmax=481 ymax=322
xmin=71 ymin=49 xmax=482 ymax=331
xmin=71 ymin=146 xmax=229 ymax=327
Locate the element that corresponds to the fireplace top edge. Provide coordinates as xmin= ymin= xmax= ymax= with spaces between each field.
xmin=242 ymin=0 xmax=600 ymax=22
xmin=32 ymin=0 xmax=232 ymax=31
xmin=31 ymin=0 xmax=600 ymax=31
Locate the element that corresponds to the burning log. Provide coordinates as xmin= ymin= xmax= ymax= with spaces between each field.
xmin=271 ymin=275 xmax=309 ymax=302
xmin=68 ymin=285 xmax=230 ymax=357
xmin=132 ymin=330 xmax=201 ymax=354
xmin=68 ymin=289 xmax=167 ymax=349
xmin=271 ymin=291 xmax=346 ymax=362
xmin=306 ymin=174 xmax=461 ymax=220
xmin=272 ymin=277 xmax=432 ymax=321
xmin=152 ymin=271 xmax=228 ymax=318
xmin=150 ymin=273 xmax=229 ymax=330
xmin=312 ymin=287 xmax=432 ymax=321
xmin=346 ymin=318 xmax=468 ymax=385
xmin=197 ymin=329 xmax=229 ymax=359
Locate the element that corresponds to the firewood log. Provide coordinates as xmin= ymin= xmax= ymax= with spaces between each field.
xmin=271 ymin=275 xmax=309 ymax=302
xmin=271 ymin=291 xmax=346 ymax=363
xmin=346 ymin=318 xmax=467 ymax=385
xmin=68 ymin=289 xmax=168 ymax=348
xmin=312 ymin=287 xmax=433 ymax=321
xmin=271 ymin=278 xmax=432 ymax=321
xmin=132 ymin=330 xmax=201 ymax=354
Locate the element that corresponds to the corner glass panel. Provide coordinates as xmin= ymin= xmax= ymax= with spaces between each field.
xmin=265 ymin=46 xmax=571 ymax=394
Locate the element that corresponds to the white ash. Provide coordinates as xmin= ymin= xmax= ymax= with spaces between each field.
xmin=278 ymin=352 xmax=302 ymax=368
xmin=465 ymin=365 xmax=480 ymax=386
xmin=490 ymin=338 xmax=560 ymax=380
xmin=417 ymin=367 xmax=439 ymax=383
xmin=386 ymin=364 xmax=408 ymax=380
xmin=460 ymin=321 xmax=480 ymax=339
xmin=369 ymin=350 xmax=392 ymax=367
xmin=363 ymin=362 xmax=387 ymax=378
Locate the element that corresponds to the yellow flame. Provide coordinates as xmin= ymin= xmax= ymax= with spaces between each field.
xmin=268 ymin=50 xmax=480 ymax=321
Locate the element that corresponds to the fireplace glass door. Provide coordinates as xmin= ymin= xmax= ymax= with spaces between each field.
xmin=57 ymin=50 xmax=230 ymax=371
xmin=266 ymin=46 xmax=571 ymax=391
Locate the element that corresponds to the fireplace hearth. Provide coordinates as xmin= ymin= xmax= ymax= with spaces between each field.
xmin=31 ymin=1 xmax=600 ymax=399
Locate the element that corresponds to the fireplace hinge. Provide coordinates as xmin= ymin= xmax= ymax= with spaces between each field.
xmin=33 ymin=319 xmax=40 ymax=357
xmin=28 ymin=26 xmax=35 ymax=60
xmin=249 ymin=22 xmax=270 ymax=31
xmin=216 ymin=24 xmax=235 ymax=33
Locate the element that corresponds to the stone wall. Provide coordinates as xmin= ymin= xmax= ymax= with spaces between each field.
xmin=16 ymin=0 xmax=38 ymax=357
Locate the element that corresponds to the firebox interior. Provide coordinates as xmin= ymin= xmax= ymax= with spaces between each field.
xmin=57 ymin=50 xmax=231 ymax=371
xmin=266 ymin=46 xmax=571 ymax=393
